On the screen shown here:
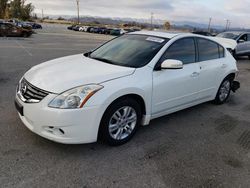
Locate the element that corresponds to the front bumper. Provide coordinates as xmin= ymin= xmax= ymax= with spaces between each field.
xmin=15 ymin=94 xmax=103 ymax=144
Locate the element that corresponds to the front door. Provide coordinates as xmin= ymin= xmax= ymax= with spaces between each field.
xmin=152 ymin=37 xmax=200 ymax=115
xmin=236 ymin=34 xmax=250 ymax=55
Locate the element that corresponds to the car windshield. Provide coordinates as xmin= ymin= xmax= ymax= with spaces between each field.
xmin=89 ymin=34 xmax=168 ymax=68
xmin=216 ymin=32 xmax=241 ymax=40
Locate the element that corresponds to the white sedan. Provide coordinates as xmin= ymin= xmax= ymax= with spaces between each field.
xmin=15 ymin=31 xmax=240 ymax=145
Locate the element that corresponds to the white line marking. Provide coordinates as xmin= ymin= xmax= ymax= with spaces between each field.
xmin=15 ymin=40 xmax=33 ymax=56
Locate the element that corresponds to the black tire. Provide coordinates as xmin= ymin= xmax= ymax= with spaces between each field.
xmin=99 ymin=98 xmax=142 ymax=146
xmin=22 ymin=32 xmax=28 ymax=38
xmin=214 ymin=77 xmax=233 ymax=105
xmin=248 ymin=55 xmax=250 ymax=60
xmin=1 ymin=33 xmax=7 ymax=37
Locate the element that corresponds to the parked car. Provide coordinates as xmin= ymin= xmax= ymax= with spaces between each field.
xmin=192 ymin=31 xmax=212 ymax=36
xmin=26 ymin=22 xmax=42 ymax=29
xmin=79 ymin=26 xmax=89 ymax=32
xmin=72 ymin=25 xmax=81 ymax=31
xmin=0 ymin=22 xmax=32 ymax=37
xmin=67 ymin=25 xmax=76 ymax=30
xmin=15 ymin=31 xmax=240 ymax=146
xmin=217 ymin=31 xmax=250 ymax=59
xmin=91 ymin=27 xmax=106 ymax=34
xmin=89 ymin=27 xmax=97 ymax=33
xmin=110 ymin=28 xmax=126 ymax=36
xmin=86 ymin=26 xmax=94 ymax=32
xmin=101 ymin=28 xmax=113 ymax=35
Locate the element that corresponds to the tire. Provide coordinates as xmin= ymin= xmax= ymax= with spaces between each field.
xmin=214 ymin=77 xmax=232 ymax=105
xmin=248 ymin=55 xmax=250 ymax=60
xmin=22 ymin=32 xmax=28 ymax=38
xmin=99 ymin=98 xmax=142 ymax=146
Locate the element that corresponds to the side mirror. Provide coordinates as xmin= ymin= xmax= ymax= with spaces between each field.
xmin=161 ymin=59 xmax=183 ymax=70
xmin=238 ymin=39 xmax=245 ymax=43
xmin=83 ymin=51 xmax=92 ymax=57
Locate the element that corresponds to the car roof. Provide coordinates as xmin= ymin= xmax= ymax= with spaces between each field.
xmin=130 ymin=30 xmax=188 ymax=39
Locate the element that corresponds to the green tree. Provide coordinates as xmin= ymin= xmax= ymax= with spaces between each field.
xmin=163 ymin=21 xmax=171 ymax=30
xmin=0 ymin=0 xmax=8 ymax=18
xmin=8 ymin=0 xmax=34 ymax=20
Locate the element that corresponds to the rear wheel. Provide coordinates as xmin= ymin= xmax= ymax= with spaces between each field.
xmin=99 ymin=98 xmax=142 ymax=146
xmin=22 ymin=32 xmax=29 ymax=37
xmin=214 ymin=77 xmax=232 ymax=104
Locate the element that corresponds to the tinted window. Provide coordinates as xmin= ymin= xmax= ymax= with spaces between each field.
xmin=247 ymin=34 xmax=250 ymax=41
xmin=197 ymin=38 xmax=219 ymax=61
xmin=162 ymin=38 xmax=196 ymax=64
xmin=239 ymin=34 xmax=247 ymax=42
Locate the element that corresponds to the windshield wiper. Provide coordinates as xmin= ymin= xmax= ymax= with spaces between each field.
xmin=90 ymin=57 xmax=117 ymax=65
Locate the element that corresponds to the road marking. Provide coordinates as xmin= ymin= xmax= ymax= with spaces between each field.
xmin=15 ymin=40 xmax=33 ymax=57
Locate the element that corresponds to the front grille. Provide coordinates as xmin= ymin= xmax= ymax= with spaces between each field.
xmin=19 ymin=79 xmax=50 ymax=103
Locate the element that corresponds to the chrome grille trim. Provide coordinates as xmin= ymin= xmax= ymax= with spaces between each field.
xmin=17 ymin=78 xmax=50 ymax=103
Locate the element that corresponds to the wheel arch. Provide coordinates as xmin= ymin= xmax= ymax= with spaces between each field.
xmin=107 ymin=94 xmax=146 ymax=116
xmin=97 ymin=93 xmax=147 ymax=141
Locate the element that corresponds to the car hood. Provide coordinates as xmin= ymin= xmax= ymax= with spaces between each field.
xmin=24 ymin=54 xmax=135 ymax=93
xmin=211 ymin=37 xmax=237 ymax=50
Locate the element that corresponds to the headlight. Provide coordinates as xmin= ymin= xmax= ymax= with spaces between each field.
xmin=48 ymin=84 xmax=103 ymax=109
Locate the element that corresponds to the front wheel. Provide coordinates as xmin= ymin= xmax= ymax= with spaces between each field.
xmin=214 ymin=78 xmax=232 ymax=104
xmin=99 ymin=98 xmax=142 ymax=146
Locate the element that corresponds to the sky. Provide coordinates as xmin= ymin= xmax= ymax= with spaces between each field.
xmin=26 ymin=0 xmax=250 ymax=28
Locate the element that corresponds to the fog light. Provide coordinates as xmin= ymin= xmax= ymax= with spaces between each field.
xmin=44 ymin=126 xmax=65 ymax=136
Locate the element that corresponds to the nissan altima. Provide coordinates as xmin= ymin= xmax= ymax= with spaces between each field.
xmin=15 ymin=31 xmax=240 ymax=145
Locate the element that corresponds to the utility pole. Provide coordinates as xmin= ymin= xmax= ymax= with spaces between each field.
xmin=150 ymin=12 xmax=154 ymax=30
xmin=76 ymin=0 xmax=80 ymax=24
xmin=227 ymin=21 xmax=231 ymax=30
xmin=225 ymin=19 xmax=229 ymax=30
xmin=42 ymin=9 xmax=44 ymax=20
xmin=207 ymin=17 xmax=212 ymax=32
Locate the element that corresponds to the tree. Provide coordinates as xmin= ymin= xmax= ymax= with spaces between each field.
xmin=0 ymin=0 xmax=8 ymax=18
xmin=163 ymin=21 xmax=171 ymax=30
xmin=1 ymin=0 xmax=34 ymax=20
xmin=57 ymin=16 xmax=65 ymax=20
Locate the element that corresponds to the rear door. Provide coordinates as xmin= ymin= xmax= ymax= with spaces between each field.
xmin=196 ymin=37 xmax=225 ymax=99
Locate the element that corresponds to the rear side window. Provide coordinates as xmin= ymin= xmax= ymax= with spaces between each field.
xmin=247 ymin=34 xmax=250 ymax=41
xmin=162 ymin=38 xmax=196 ymax=64
xmin=197 ymin=38 xmax=220 ymax=61
xmin=219 ymin=45 xmax=225 ymax=58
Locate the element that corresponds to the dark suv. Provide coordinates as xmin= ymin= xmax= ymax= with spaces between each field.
xmin=0 ymin=23 xmax=32 ymax=37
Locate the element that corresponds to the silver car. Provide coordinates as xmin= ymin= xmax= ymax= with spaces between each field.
xmin=217 ymin=32 xmax=250 ymax=59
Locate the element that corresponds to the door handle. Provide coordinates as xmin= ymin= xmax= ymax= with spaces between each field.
xmin=191 ymin=72 xmax=200 ymax=77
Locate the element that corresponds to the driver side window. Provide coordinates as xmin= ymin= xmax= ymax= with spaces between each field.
xmin=239 ymin=34 xmax=247 ymax=42
xmin=160 ymin=38 xmax=196 ymax=65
